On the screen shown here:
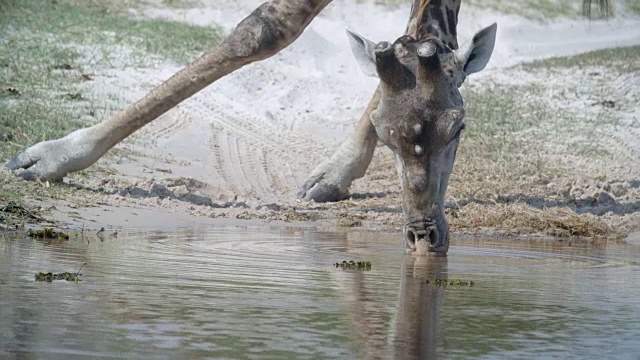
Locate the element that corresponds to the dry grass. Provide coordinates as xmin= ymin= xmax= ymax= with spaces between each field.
xmin=450 ymin=203 xmax=617 ymax=238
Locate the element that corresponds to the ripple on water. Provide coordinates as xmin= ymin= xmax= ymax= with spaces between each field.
xmin=452 ymin=237 xmax=640 ymax=269
xmin=1 ymin=228 xmax=639 ymax=359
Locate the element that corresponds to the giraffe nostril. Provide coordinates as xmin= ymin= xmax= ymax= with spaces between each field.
xmin=427 ymin=226 xmax=439 ymax=247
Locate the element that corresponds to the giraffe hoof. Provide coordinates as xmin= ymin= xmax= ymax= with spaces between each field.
xmin=297 ymin=179 xmax=349 ymax=203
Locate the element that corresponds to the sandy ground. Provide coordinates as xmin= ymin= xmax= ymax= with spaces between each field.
xmin=9 ymin=0 xmax=639 ymax=239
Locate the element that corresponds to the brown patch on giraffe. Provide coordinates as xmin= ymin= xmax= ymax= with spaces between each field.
xmin=411 ymin=0 xmax=459 ymax=50
xmin=416 ymin=0 xmax=434 ymax=29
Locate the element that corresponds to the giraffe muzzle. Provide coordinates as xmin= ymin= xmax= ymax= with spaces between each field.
xmin=404 ymin=221 xmax=446 ymax=255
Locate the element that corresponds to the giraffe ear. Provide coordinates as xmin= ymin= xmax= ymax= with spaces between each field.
xmin=346 ymin=28 xmax=378 ymax=78
xmin=456 ymin=23 xmax=497 ymax=75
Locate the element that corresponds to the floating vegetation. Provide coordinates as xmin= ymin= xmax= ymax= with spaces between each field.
xmin=35 ymin=263 xmax=86 ymax=283
xmin=35 ymin=272 xmax=80 ymax=282
xmin=426 ymin=279 xmax=475 ymax=287
xmin=27 ymin=227 xmax=69 ymax=240
xmin=334 ymin=260 xmax=372 ymax=270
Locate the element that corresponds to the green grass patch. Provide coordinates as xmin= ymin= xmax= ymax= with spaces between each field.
xmin=466 ymin=0 xmax=580 ymax=20
xmin=0 ymin=0 xmax=222 ymax=65
xmin=0 ymin=31 xmax=87 ymax=157
xmin=0 ymin=0 xmax=222 ymax=205
xmin=524 ymin=46 xmax=640 ymax=72
xmin=627 ymin=1 xmax=640 ymax=14
xmin=0 ymin=101 xmax=88 ymax=159
xmin=0 ymin=0 xmax=222 ymax=154
xmin=161 ymin=0 xmax=201 ymax=8
xmin=365 ymin=0 xmax=582 ymax=19
xmin=365 ymin=0 xmax=621 ymax=20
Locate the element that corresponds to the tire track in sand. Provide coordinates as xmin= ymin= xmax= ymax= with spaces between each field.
xmin=194 ymin=94 xmax=327 ymax=201
xmin=140 ymin=106 xmax=193 ymax=141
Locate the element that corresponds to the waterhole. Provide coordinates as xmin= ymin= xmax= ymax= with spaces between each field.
xmin=1 ymin=227 xmax=639 ymax=358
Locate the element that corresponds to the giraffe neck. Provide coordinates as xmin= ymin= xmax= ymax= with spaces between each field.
xmin=406 ymin=0 xmax=461 ymax=50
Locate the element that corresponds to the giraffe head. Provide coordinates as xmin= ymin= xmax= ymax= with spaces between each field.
xmin=348 ymin=23 xmax=496 ymax=255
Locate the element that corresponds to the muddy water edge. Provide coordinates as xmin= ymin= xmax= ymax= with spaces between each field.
xmin=1 ymin=227 xmax=639 ymax=358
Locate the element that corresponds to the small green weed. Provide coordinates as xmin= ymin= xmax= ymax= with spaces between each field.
xmin=524 ymin=46 xmax=640 ymax=72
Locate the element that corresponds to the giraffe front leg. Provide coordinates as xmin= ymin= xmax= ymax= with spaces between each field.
xmin=4 ymin=125 xmax=110 ymax=181
xmin=298 ymin=88 xmax=380 ymax=202
xmin=5 ymin=0 xmax=334 ymax=182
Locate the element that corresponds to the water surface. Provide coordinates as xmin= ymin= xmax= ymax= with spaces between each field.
xmin=1 ymin=227 xmax=639 ymax=359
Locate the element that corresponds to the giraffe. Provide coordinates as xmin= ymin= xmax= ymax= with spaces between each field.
xmin=333 ymin=1 xmax=497 ymax=255
xmin=4 ymin=0 xmax=605 ymax=254
xmin=298 ymin=0 xmax=469 ymax=204
xmin=297 ymin=0 xmax=611 ymax=204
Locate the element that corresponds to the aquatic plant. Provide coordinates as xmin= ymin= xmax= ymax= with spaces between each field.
xmin=426 ymin=279 xmax=475 ymax=287
xmin=334 ymin=260 xmax=372 ymax=270
xmin=35 ymin=263 xmax=86 ymax=283
xmin=35 ymin=272 xmax=80 ymax=282
xmin=27 ymin=228 xmax=69 ymax=240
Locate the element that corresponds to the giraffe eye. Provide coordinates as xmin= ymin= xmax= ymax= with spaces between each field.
xmin=446 ymin=111 xmax=465 ymax=144
xmin=448 ymin=123 xmax=465 ymax=144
